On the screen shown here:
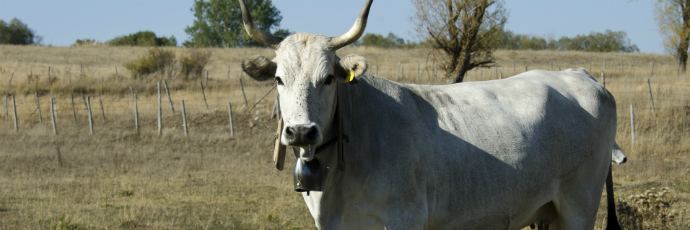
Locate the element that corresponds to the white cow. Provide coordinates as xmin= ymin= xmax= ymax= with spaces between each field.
xmin=238 ymin=0 xmax=622 ymax=229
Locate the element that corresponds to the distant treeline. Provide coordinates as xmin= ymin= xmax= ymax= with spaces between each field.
xmin=496 ymin=30 xmax=639 ymax=53
xmin=356 ymin=30 xmax=639 ymax=53
xmin=357 ymin=33 xmax=414 ymax=48
xmin=0 ymin=18 xmax=39 ymax=45
xmin=2 ymin=16 xmax=639 ymax=53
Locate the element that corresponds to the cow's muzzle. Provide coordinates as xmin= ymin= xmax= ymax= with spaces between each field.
xmin=284 ymin=124 xmax=320 ymax=146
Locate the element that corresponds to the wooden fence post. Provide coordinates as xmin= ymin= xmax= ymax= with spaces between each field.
xmin=133 ymin=93 xmax=139 ymax=134
xmin=81 ymin=93 xmax=88 ymax=112
xmin=647 ymin=78 xmax=656 ymax=115
xmin=228 ymin=100 xmax=235 ymax=138
xmin=181 ymin=100 xmax=188 ymax=137
xmin=50 ymin=97 xmax=58 ymax=135
xmin=163 ymin=80 xmax=175 ymax=113
xmin=12 ymin=95 xmax=18 ymax=132
xmin=87 ymin=96 xmax=94 ymax=135
xmin=630 ymin=104 xmax=635 ymax=148
xmin=53 ymin=96 xmax=58 ymax=125
xmin=35 ymin=92 xmax=43 ymax=124
xmin=3 ymin=95 xmax=8 ymax=127
xmin=200 ymin=80 xmax=209 ymax=109
xmin=240 ymin=77 xmax=249 ymax=108
xmin=98 ymin=95 xmax=106 ymax=122
xmin=157 ymin=81 xmax=163 ymax=136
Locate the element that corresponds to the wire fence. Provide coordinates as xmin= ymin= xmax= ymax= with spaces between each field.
xmin=0 ymin=59 xmax=688 ymax=143
xmin=0 ymin=77 xmax=278 ymax=138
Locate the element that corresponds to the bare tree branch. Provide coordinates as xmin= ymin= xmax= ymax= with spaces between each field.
xmin=413 ymin=0 xmax=506 ymax=83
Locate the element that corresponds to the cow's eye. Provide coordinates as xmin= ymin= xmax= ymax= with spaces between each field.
xmin=275 ymin=76 xmax=284 ymax=85
xmin=323 ymin=74 xmax=334 ymax=85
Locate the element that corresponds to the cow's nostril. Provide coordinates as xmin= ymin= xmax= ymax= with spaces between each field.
xmin=285 ymin=127 xmax=296 ymax=138
xmin=305 ymin=126 xmax=318 ymax=140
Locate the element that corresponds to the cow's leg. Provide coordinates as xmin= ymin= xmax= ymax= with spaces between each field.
xmin=552 ymin=174 xmax=607 ymax=229
xmin=539 ymin=222 xmax=550 ymax=230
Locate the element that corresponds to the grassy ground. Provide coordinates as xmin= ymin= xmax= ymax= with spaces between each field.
xmin=0 ymin=45 xmax=688 ymax=229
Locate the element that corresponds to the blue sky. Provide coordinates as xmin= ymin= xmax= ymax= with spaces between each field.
xmin=0 ymin=0 xmax=663 ymax=53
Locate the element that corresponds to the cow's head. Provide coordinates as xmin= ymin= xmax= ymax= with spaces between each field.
xmin=239 ymin=0 xmax=370 ymax=161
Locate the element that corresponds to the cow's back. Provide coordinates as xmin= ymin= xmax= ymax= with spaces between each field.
xmin=400 ymin=69 xmax=617 ymax=228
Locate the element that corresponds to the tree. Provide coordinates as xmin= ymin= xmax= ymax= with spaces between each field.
xmin=413 ymin=0 xmax=506 ymax=83
xmin=0 ymin=18 xmax=38 ymax=45
xmin=185 ymin=0 xmax=286 ymax=47
xmin=656 ymin=0 xmax=690 ymax=72
xmin=108 ymin=31 xmax=177 ymax=47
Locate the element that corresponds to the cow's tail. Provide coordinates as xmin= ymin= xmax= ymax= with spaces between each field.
xmin=605 ymin=163 xmax=621 ymax=230
xmin=611 ymin=143 xmax=627 ymax=165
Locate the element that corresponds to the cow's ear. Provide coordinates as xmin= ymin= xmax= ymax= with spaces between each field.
xmin=242 ymin=56 xmax=277 ymax=81
xmin=336 ymin=54 xmax=367 ymax=81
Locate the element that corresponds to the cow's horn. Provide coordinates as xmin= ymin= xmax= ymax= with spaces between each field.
xmin=328 ymin=0 xmax=373 ymax=50
xmin=238 ymin=0 xmax=282 ymax=48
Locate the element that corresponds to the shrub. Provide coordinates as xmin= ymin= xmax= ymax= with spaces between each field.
xmin=179 ymin=49 xmax=212 ymax=80
xmin=124 ymin=48 xmax=176 ymax=79
xmin=616 ymin=199 xmax=644 ymax=230
xmin=72 ymin=39 xmax=99 ymax=47
xmin=617 ymin=187 xmax=679 ymax=229
xmin=50 ymin=216 xmax=87 ymax=230
xmin=108 ymin=31 xmax=176 ymax=47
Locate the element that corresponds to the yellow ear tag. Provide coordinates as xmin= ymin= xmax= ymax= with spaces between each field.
xmin=345 ymin=70 xmax=356 ymax=83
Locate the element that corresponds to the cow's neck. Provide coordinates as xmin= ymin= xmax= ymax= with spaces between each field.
xmin=322 ymin=75 xmax=406 ymax=186
xmin=304 ymin=76 xmax=412 ymax=224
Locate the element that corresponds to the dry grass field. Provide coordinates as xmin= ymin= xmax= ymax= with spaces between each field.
xmin=0 ymin=45 xmax=688 ymax=229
